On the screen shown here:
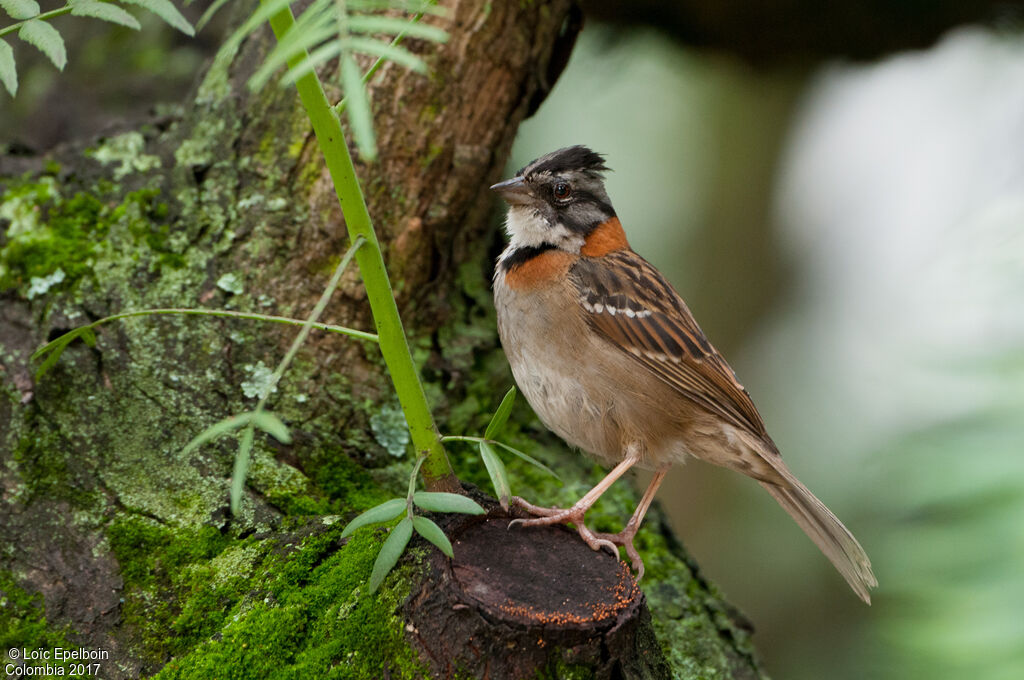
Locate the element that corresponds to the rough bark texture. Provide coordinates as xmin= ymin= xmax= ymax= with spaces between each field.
xmin=1 ymin=1 xmax=764 ymax=678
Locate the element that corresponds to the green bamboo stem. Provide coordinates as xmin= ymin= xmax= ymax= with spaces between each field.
xmin=263 ymin=1 xmax=457 ymax=491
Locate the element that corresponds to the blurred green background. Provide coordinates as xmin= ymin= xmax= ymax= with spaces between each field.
xmin=509 ymin=24 xmax=1024 ymax=680
xmin=4 ymin=6 xmax=1023 ymax=678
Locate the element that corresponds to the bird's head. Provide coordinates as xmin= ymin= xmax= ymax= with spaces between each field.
xmin=491 ymin=145 xmax=616 ymax=253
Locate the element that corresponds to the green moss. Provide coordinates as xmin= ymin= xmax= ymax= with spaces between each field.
xmin=0 ymin=571 xmax=76 ymax=665
xmin=107 ymin=516 xmax=426 ymax=679
xmin=10 ymin=413 xmax=98 ymax=508
xmin=0 ymin=182 xmax=108 ymax=293
xmin=0 ymin=180 xmax=185 ymax=295
xmin=111 ymin=189 xmax=185 ymax=270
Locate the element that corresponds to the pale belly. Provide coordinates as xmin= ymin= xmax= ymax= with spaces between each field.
xmin=493 ymin=275 xmax=688 ymax=469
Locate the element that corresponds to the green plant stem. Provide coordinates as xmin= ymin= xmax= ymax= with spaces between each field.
xmin=254 ymin=235 xmax=365 ymax=412
xmin=47 ymin=308 xmax=378 ymax=344
xmin=229 ymin=235 xmax=366 ymax=514
xmin=0 ymin=6 xmax=72 ymax=39
xmin=262 ymin=0 xmax=457 ymax=492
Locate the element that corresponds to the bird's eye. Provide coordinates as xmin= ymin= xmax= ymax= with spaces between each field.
xmin=553 ymin=182 xmax=572 ymax=200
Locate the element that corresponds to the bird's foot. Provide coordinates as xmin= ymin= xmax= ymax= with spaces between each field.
xmin=508 ymin=496 xmax=618 ymax=556
xmin=593 ymin=526 xmax=645 ymax=580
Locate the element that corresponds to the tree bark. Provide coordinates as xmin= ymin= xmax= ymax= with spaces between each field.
xmin=1 ymin=2 xmax=765 ymax=678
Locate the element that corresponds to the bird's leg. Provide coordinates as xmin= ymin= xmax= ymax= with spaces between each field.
xmin=509 ymin=450 xmax=640 ymax=556
xmin=593 ymin=465 xmax=669 ymax=580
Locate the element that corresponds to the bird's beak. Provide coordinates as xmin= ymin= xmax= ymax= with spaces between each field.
xmin=490 ymin=176 xmax=532 ymax=206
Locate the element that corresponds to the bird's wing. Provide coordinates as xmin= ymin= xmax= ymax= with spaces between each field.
xmin=569 ymin=249 xmax=769 ymax=438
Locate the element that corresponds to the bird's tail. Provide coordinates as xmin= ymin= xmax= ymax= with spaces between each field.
xmin=758 ymin=468 xmax=877 ymax=604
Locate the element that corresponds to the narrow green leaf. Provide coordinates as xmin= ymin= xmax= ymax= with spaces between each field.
xmin=479 ymin=441 xmax=510 ymax=510
xmin=181 ymin=412 xmax=254 ymax=455
xmin=34 ymin=340 xmax=67 ymax=379
xmin=492 ymin=441 xmax=560 ymax=481
xmin=412 ymin=516 xmax=453 ymax=558
xmin=280 ymin=40 xmax=343 ymax=86
xmin=339 ymin=49 xmax=376 ymax=161
xmin=413 ymin=491 xmax=485 ymax=515
xmin=230 ymin=424 xmax=255 ymax=515
xmin=369 ymin=517 xmax=412 ymax=593
xmin=484 ymin=386 xmax=516 ymax=440
xmin=260 ymin=0 xmax=335 ymax=65
xmin=341 ymin=498 xmax=407 ymax=537
xmin=0 ymin=0 xmax=40 ymax=20
xmin=0 ymin=39 xmax=16 ymax=97
xmin=18 ymin=20 xmax=66 ymax=71
xmin=347 ymin=15 xmax=447 ymax=43
xmin=345 ymin=37 xmax=425 ymax=75
xmin=31 ymin=328 xmax=82 ymax=361
xmin=250 ymin=411 xmax=292 ymax=444
xmin=79 ymin=327 xmax=97 ymax=348
xmin=195 ymin=0 xmax=230 ymax=31
xmin=347 ymin=0 xmax=446 ymax=16
xmin=250 ymin=23 xmax=335 ymax=91
xmin=32 ymin=327 xmax=94 ymax=379
xmin=69 ymin=0 xmax=141 ymax=29
xmin=121 ymin=0 xmax=194 ymax=35
xmin=221 ymin=0 xmax=295 ymax=54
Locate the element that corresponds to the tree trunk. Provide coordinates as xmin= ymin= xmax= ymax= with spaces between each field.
xmin=0 ymin=2 xmax=765 ymax=678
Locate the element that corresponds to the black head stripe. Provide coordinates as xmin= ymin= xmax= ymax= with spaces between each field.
xmin=501 ymin=243 xmax=558 ymax=272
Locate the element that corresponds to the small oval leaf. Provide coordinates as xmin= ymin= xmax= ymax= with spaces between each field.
xmin=412 ymin=516 xmax=453 ymax=558
xmin=181 ymin=412 xmax=254 ymax=455
xmin=120 ymin=0 xmax=194 ymax=36
xmin=0 ymin=38 xmax=17 ymax=97
xmin=412 ymin=492 xmax=485 ymax=515
xmin=69 ymin=0 xmax=141 ymax=29
xmin=341 ymin=498 xmax=407 ymax=538
xmin=484 ymin=386 xmax=516 ymax=440
xmin=369 ymin=517 xmax=413 ymax=593
xmin=18 ymin=19 xmax=66 ymax=71
xmin=251 ymin=411 xmax=292 ymax=444
xmin=1 ymin=0 xmax=41 ymax=20
xmin=479 ymin=441 xmax=510 ymax=510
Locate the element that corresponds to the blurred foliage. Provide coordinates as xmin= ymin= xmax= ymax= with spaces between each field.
xmin=872 ymin=389 xmax=1024 ymax=680
xmin=512 ymin=22 xmax=1024 ymax=680
xmin=1 ymin=5 xmax=219 ymax=151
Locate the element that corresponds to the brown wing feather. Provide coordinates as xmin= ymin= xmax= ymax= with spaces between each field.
xmin=570 ymin=250 xmax=769 ymax=438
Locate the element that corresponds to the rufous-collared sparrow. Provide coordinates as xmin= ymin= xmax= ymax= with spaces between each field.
xmin=491 ymin=145 xmax=876 ymax=603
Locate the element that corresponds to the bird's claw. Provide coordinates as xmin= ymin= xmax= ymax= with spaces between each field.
xmin=507 ymin=500 xmax=621 ymax=558
xmin=593 ymin=528 xmax=645 ymax=580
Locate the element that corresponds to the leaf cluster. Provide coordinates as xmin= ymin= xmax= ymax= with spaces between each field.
xmin=217 ymin=0 xmax=447 ymax=160
xmin=0 ymin=0 xmax=194 ymax=97
xmin=341 ymin=456 xmax=485 ymax=592
xmin=342 ymin=388 xmax=563 ymax=592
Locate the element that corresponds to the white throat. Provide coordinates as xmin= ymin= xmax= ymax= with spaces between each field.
xmin=502 ymin=205 xmax=584 ymax=254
